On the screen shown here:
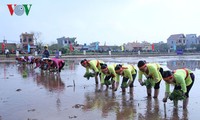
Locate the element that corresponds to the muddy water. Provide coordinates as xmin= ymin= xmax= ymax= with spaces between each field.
xmin=0 ymin=56 xmax=200 ymax=120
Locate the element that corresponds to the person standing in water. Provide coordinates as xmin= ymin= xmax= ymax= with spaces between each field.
xmin=100 ymin=63 xmax=117 ymax=91
xmin=137 ymin=60 xmax=163 ymax=98
xmin=114 ymin=64 xmax=137 ymax=94
xmin=161 ymin=68 xmax=195 ymax=109
xmin=42 ymin=46 xmax=50 ymax=58
xmin=81 ymin=59 xmax=104 ymax=84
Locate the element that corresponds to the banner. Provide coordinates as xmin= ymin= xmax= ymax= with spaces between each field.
xmin=69 ymin=43 xmax=73 ymax=52
xmin=2 ymin=43 xmax=5 ymax=52
xmin=152 ymin=44 xmax=155 ymax=51
xmin=28 ymin=44 xmax=30 ymax=53
xmin=173 ymin=44 xmax=176 ymax=51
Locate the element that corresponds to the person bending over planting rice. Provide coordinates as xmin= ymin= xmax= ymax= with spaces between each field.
xmin=81 ymin=59 xmax=104 ymax=84
xmin=100 ymin=63 xmax=117 ymax=91
xmin=114 ymin=64 xmax=137 ymax=94
xmin=161 ymin=68 xmax=195 ymax=109
xmin=137 ymin=60 xmax=163 ymax=98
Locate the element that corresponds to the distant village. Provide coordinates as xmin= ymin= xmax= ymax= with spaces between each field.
xmin=1 ymin=32 xmax=200 ymax=54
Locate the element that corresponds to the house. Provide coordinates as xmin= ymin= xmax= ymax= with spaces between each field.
xmin=20 ymin=32 xmax=36 ymax=53
xmin=185 ymin=34 xmax=198 ymax=50
xmin=0 ymin=40 xmax=16 ymax=54
xmin=125 ymin=42 xmax=143 ymax=51
xmin=57 ymin=37 xmax=76 ymax=47
xmin=167 ymin=34 xmax=185 ymax=51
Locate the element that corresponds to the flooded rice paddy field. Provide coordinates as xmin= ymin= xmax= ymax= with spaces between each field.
xmin=0 ymin=55 xmax=200 ymax=120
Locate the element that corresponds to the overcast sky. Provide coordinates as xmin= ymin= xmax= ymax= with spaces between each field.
xmin=1 ymin=0 xmax=200 ymax=46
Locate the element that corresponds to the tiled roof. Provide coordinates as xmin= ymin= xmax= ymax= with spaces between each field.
xmin=167 ymin=34 xmax=185 ymax=40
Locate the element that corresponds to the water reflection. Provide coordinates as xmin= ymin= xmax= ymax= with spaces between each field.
xmin=0 ymin=62 xmax=16 ymax=79
xmin=0 ymin=57 xmax=198 ymax=120
xmin=33 ymin=73 xmax=65 ymax=92
xmin=167 ymin=60 xmax=200 ymax=70
xmin=64 ymin=60 xmax=77 ymax=70
xmin=17 ymin=64 xmax=35 ymax=78
xmin=116 ymin=94 xmax=136 ymax=120
xmin=170 ymin=108 xmax=188 ymax=120
xmin=101 ymin=91 xmax=119 ymax=118
xmin=182 ymin=109 xmax=188 ymax=120
xmin=138 ymin=98 xmax=162 ymax=120
xmin=83 ymin=86 xmax=137 ymax=119
xmin=83 ymin=86 xmax=111 ymax=112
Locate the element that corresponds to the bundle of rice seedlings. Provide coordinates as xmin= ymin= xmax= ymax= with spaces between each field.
xmin=104 ymin=80 xmax=111 ymax=85
xmin=169 ymin=90 xmax=186 ymax=101
xmin=121 ymin=82 xmax=128 ymax=88
xmin=142 ymin=79 xmax=155 ymax=89
xmin=84 ymin=72 xmax=95 ymax=80
xmin=22 ymin=70 xmax=28 ymax=78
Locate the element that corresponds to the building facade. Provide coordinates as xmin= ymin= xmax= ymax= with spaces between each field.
xmin=20 ymin=32 xmax=36 ymax=53
xmin=57 ymin=37 xmax=76 ymax=47
xmin=167 ymin=34 xmax=185 ymax=51
xmin=185 ymin=34 xmax=197 ymax=49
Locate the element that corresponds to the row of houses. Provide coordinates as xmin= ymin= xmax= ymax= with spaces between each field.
xmin=120 ymin=34 xmax=200 ymax=52
xmin=0 ymin=32 xmax=36 ymax=54
xmin=167 ymin=34 xmax=200 ymax=51
xmin=1 ymin=33 xmax=200 ymax=53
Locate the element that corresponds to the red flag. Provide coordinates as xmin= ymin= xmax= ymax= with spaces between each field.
xmin=69 ymin=43 xmax=73 ymax=52
xmin=152 ymin=44 xmax=154 ymax=51
xmin=2 ymin=43 xmax=5 ymax=52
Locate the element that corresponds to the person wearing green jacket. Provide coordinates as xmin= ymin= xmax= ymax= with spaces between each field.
xmin=137 ymin=60 xmax=163 ymax=98
xmin=114 ymin=64 xmax=137 ymax=94
xmin=161 ymin=68 xmax=195 ymax=109
xmin=100 ymin=63 xmax=117 ymax=91
xmin=81 ymin=59 xmax=104 ymax=84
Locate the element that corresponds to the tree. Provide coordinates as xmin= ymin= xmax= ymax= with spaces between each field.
xmin=48 ymin=44 xmax=62 ymax=51
xmin=30 ymin=31 xmax=42 ymax=45
xmin=30 ymin=31 xmax=42 ymax=51
xmin=154 ymin=43 xmax=168 ymax=52
xmin=193 ymin=44 xmax=200 ymax=51
xmin=176 ymin=45 xmax=186 ymax=51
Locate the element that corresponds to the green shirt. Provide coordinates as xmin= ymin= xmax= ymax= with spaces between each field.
xmin=85 ymin=60 xmax=104 ymax=73
xmin=100 ymin=64 xmax=117 ymax=84
xmin=116 ymin=64 xmax=137 ymax=82
xmin=138 ymin=63 xmax=162 ymax=83
xmin=165 ymin=68 xmax=193 ymax=93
